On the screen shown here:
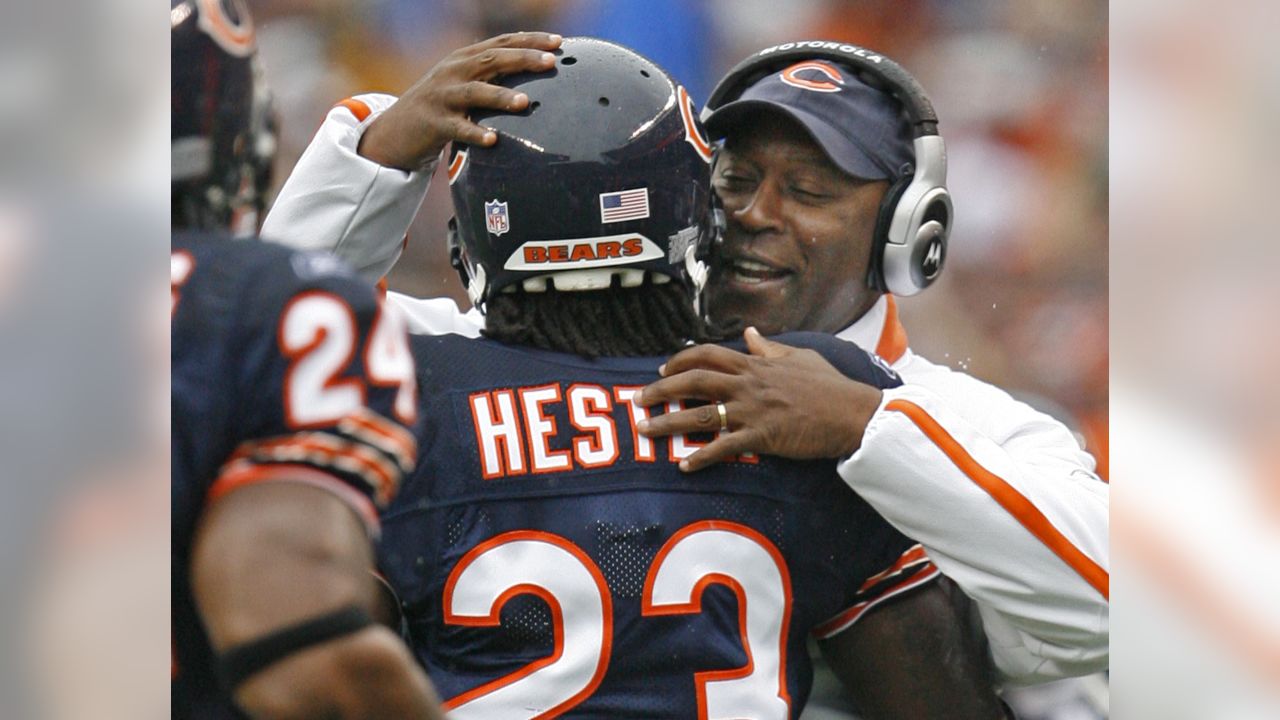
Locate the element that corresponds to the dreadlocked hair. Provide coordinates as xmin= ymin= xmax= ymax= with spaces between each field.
xmin=483 ymin=274 xmax=712 ymax=358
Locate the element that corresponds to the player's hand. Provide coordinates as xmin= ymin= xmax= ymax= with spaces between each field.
xmin=357 ymin=32 xmax=562 ymax=171
xmin=633 ymin=328 xmax=884 ymax=472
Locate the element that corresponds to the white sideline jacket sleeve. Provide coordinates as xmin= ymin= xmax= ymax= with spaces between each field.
xmin=839 ymin=381 xmax=1109 ymax=685
xmin=386 ymin=291 xmax=483 ymax=338
xmin=260 ymin=93 xmax=432 ymax=282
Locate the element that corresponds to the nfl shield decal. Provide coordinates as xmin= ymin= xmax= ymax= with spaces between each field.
xmin=484 ymin=199 xmax=510 ymax=236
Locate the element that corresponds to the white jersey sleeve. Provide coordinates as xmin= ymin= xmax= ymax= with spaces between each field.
xmin=839 ymin=354 xmax=1109 ymax=684
xmin=260 ymin=93 xmax=432 ymax=282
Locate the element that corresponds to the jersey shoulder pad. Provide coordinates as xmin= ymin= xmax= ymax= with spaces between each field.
xmin=770 ymin=331 xmax=902 ymax=389
xmin=175 ymin=231 xmax=371 ymax=326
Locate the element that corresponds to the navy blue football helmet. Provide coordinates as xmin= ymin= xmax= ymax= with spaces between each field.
xmin=171 ymin=0 xmax=275 ymax=234
xmin=447 ymin=37 xmax=717 ymax=309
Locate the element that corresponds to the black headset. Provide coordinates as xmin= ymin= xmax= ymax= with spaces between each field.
xmin=703 ymin=41 xmax=952 ymax=296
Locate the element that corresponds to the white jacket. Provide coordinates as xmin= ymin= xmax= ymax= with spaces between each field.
xmin=261 ymin=93 xmax=1110 ymax=684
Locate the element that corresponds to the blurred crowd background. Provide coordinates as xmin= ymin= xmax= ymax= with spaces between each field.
xmin=252 ymin=0 xmax=1111 ymax=479
xmin=7 ymin=0 xmax=1279 ymax=717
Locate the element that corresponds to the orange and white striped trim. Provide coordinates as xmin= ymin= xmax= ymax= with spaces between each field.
xmin=857 ymin=543 xmax=929 ymax=594
xmin=885 ymin=398 xmax=1110 ymax=600
xmin=207 ymin=462 xmax=380 ymax=532
xmin=225 ymin=432 xmax=400 ymax=506
xmin=339 ymin=408 xmax=417 ymax=471
xmin=813 ymin=563 xmax=941 ymax=639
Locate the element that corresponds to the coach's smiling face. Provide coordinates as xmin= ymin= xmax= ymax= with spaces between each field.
xmin=705 ymin=111 xmax=887 ymax=336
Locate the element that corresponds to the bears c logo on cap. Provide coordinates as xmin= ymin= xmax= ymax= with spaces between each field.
xmin=779 ymin=61 xmax=844 ymax=93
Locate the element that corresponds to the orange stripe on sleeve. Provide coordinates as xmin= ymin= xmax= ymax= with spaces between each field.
xmin=341 ymin=410 xmax=417 ymax=468
xmin=207 ymin=463 xmax=380 ymax=532
xmin=226 ymin=434 xmax=398 ymax=504
xmin=874 ymin=295 xmax=909 ymax=364
xmin=812 ymin=564 xmax=941 ymax=638
xmin=335 ymin=97 xmax=373 ymax=122
xmin=857 ymin=543 xmax=928 ymax=594
xmin=885 ymin=398 xmax=1110 ymax=600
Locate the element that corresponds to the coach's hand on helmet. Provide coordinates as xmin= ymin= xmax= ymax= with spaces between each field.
xmin=358 ymin=32 xmax=562 ymax=171
xmin=634 ymin=328 xmax=884 ymax=472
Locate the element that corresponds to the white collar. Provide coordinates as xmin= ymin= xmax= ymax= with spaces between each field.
xmin=833 ymin=294 xmax=910 ymax=364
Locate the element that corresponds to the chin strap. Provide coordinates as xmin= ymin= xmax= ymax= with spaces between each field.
xmin=465 ymin=263 xmax=487 ymax=310
xmin=685 ymin=244 xmax=709 ymax=296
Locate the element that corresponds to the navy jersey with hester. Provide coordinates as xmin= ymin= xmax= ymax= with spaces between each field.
xmin=380 ymin=332 xmax=938 ymax=719
xmin=171 ymin=232 xmax=418 ymax=719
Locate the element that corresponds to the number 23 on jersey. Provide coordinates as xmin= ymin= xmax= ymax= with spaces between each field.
xmin=444 ymin=521 xmax=793 ymax=720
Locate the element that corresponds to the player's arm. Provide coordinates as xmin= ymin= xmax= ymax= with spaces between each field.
xmin=821 ymin=577 xmax=1007 ymax=719
xmin=259 ymin=32 xmax=561 ymax=281
xmin=189 ymin=248 xmax=442 ymax=716
xmin=192 ymin=480 xmax=444 ymax=719
xmin=636 ymin=328 xmax=1109 ymax=682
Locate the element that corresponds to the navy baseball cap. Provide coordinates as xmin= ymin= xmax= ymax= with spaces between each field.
xmin=704 ymin=59 xmax=914 ymax=181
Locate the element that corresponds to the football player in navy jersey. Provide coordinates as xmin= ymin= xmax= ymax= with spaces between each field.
xmin=171 ymin=1 xmax=442 ymax=717
xmin=373 ymin=38 xmax=1004 ymax=718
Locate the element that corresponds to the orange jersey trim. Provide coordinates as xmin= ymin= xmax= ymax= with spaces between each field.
xmin=207 ymin=462 xmax=379 ymax=531
xmin=874 ymin=295 xmax=909 ymax=364
xmin=227 ymin=433 xmax=398 ymax=505
xmin=340 ymin=409 xmax=417 ymax=469
xmin=857 ymin=543 xmax=928 ymax=594
xmin=885 ymin=398 xmax=1110 ymax=600
xmin=812 ymin=564 xmax=940 ymax=638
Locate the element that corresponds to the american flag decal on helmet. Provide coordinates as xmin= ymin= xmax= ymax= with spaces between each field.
xmin=599 ymin=188 xmax=650 ymax=224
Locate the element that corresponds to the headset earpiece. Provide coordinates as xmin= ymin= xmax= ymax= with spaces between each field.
xmin=867 ymin=172 xmax=915 ymax=292
xmin=879 ymin=135 xmax=951 ymax=295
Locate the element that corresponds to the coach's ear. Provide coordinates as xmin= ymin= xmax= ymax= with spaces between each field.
xmin=818 ymin=576 xmax=1003 ymax=718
